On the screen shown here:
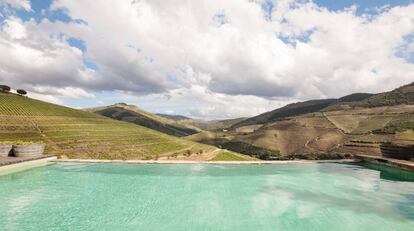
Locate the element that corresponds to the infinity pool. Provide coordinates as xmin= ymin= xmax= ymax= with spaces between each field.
xmin=0 ymin=162 xmax=413 ymax=231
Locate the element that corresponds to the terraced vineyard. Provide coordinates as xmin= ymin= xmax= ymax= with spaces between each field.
xmin=0 ymin=93 xmax=214 ymax=159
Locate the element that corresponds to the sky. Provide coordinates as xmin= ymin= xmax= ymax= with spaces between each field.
xmin=0 ymin=0 xmax=413 ymax=120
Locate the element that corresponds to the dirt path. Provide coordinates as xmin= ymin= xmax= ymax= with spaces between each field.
xmin=29 ymin=120 xmax=63 ymax=155
xmin=304 ymin=136 xmax=318 ymax=148
xmin=322 ymin=112 xmax=346 ymax=134
xmin=205 ymin=148 xmax=222 ymax=160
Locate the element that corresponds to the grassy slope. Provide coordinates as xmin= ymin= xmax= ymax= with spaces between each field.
xmin=89 ymin=103 xmax=200 ymax=137
xmin=356 ymin=82 xmax=414 ymax=107
xmin=210 ymin=151 xmax=254 ymax=161
xmin=325 ymin=82 xmax=414 ymax=111
xmin=0 ymin=93 xmax=214 ymax=159
xmin=397 ymin=129 xmax=414 ymax=141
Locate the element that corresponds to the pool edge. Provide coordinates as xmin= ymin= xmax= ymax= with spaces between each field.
xmin=0 ymin=156 xmax=57 ymax=176
xmin=52 ymin=159 xmax=359 ymax=165
xmin=355 ymin=154 xmax=414 ymax=172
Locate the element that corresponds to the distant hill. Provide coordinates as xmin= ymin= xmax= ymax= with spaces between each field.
xmin=181 ymin=117 xmax=247 ymax=131
xmin=338 ymin=93 xmax=373 ymax=103
xmin=191 ymin=82 xmax=414 ymax=160
xmin=359 ymin=82 xmax=414 ymax=106
xmin=89 ymin=103 xmax=200 ymax=137
xmin=0 ymin=93 xmax=213 ymax=159
xmin=332 ymin=82 xmax=414 ymax=110
xmin=231 ymin=99 xmax=337 ymax=129
xmin=231 ymin=84 xmax=414 ymax=129
xmin=156 ymin=113 xmax=191 ymax=121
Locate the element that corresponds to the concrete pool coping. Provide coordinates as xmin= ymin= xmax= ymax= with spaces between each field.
xmin=1 ymin=155 xmax=413 ymax=174
xmin=52 ymin=158 xmax=359 ymax=165
xmin=355 ymin=154 xmax=414 ymax=172
xmin=0 ymin=155 xmax=57 ymax=176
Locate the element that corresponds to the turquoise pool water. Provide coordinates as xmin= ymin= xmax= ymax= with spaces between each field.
xmin=0 ymin=162 xmax=413 ymax=231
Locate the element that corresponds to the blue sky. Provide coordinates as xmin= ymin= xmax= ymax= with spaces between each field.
xmin=316 ymin=0 xmax=414 ymax=11
xmin=1 ymin=0 xmax=414 ymax=119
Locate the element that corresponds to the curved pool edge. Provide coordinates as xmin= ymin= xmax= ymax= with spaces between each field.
xmin=0 ymin=156 xmax=57 ymax=176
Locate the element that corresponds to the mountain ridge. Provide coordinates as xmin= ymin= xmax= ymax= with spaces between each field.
xmin=232 ymin=83 xmax=414 ymax=129
xmin=88 ymin=103 xmax=201 ymax=137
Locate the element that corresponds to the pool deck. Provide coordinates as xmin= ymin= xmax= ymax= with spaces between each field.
xmin=354 ymin=154 xmax=414 ymax=171
xmin=0 ymin=155 xmax=57 ymax=175
xmin=0 ymin=155 xmax=56 ymax=167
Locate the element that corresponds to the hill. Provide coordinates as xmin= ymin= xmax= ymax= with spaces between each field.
xmin=89 ymin=103 xmax=200 ymax=137
xmin=189 ymin=82 xmax=414 ymax=159
xmin=179 ymin=117 xmax=246 ymax=131
xmin=0 ymin=93 xmax=217 ymax=160
xmin=338 ymin=93 xmax=374 ymax=103
xmin=189 ymin=105 xmax=414 ymax=159
xmin=231 ymin=99 xmax=337 ymax=129
xmin=231 ymin=83 xmax=414 ymax=129
xmin=326 ymin=82 xmax=414 ymax=110
xmin=156 ymin=114 xmax=190 ymax=121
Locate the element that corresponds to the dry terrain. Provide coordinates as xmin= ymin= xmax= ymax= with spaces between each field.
xmin=188 ymin=105 xmax=414 ymax=159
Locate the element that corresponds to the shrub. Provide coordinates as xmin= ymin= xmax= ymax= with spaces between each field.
xmin=185 ymin=150 xmax=191 ymax=156
xmin=0 ymin=85 xmax=11 ymax=93
xmin=17 ymin=89 xmax=27 ymax=96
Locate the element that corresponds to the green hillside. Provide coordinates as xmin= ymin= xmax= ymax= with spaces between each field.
xmin=325 ymin=82 xmax=414 ymax=111
xmin=0 ymin=93 xmax=213 ymax=159
xmin=356 ymin=82 xmax=414 ymax=107
xmin=89 ymin=103 xmax=200 ymax=137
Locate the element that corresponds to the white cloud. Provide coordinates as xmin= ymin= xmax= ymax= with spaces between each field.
xmin=0 ymin=0 xmax=31 ymax=11
xmin=0 ymin=0 xmax=414 ymax=119
xmin=28 ymin=92 xmax=63 ymax=105
xmin=31 ymin=86 xmax=95 ymax=99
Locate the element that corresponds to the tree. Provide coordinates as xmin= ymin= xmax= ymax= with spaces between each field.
xmin=16 ymin=89 xmax=27 ymax=96
xmin=0 ymin=85 xmax=11 ymax=93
